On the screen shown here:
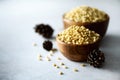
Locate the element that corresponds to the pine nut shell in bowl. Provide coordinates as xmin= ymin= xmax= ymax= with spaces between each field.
xmin=56 ymin=25 xmax=101 ymax=62
xmin=63 ymin=6 xmax=109 ymax=37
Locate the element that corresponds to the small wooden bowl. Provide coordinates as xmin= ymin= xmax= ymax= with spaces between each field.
xmin=63 ymin=14 xmax=109 ymax=37
xmin=56 ymin=37 xmax=101 ymax=62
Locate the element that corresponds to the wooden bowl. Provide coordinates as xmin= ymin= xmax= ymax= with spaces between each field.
xmin=63 ymin=14 xmax=109 ymax=37
xmin=56 ymin=37 xmax=101 ymax=62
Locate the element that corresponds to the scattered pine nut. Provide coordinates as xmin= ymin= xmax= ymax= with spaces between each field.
xmin=81 ymin=63 xmax=87 ymax=67
xmin=63 ymin=66 xmax=68 ymax=69
xmin=49 ymin=50 xmax=54 ymax=54
xmin=56 ymin=66 xmax=60 ymax=68
xmin=32 ymin=43 xmax=37 ymax=46
xmin=60 ymin=62 xmax=65 ymax=66
xmin=45 ymin=56 xmax=51 ymax=61
xmin=39 ymin=55 xmax=42 ymax=57
xmin=53 ymin=63 xmax=57 ymax=67
xmin=37 ymin=57 xmax=42 ymax=61
xmin=52 ymin=48 xmax=57 ymax=52
xmin=39 ymin=58 xmax=42 ymax=61
xmin=49 ymin=53 xmax=53 ymax=56
xmin=57 ymin=57 xmax=62 ymax=60
xmin=53 ymin=64 xmax=60 ymax=69
xmin=46 ymin=59 xmax=50 ymax=61
xmin=73 ymin=68 xmax=79 ymax=72
xmin=37 ymin=54 xmax=42 ymax=61
xmin=49 ymin=48 xmax=57 ymax=54
xmin=47 ymin=58 xmax=51 ymax=61
xmin=59 ymin=71 xmax=64 ymax=75
xmin=38 ymin=54 xmax=42 ymax=57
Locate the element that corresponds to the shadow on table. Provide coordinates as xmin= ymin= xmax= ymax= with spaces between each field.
xmin=101 ymin=34 xmax=120 ymax=73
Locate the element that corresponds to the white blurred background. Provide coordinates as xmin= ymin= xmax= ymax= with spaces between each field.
xmin=0 ymin=0 xmax=120 ymax=80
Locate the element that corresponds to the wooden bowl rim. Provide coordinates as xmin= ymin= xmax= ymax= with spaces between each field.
xmin=63 ymin=13 xmax=109 ymax=25
xmin=56 ymin=36 xmax=101 ymax=47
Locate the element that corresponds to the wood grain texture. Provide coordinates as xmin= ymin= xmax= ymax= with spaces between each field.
xmin=56 ymin=37 xmax=101 ymax=62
